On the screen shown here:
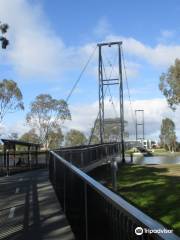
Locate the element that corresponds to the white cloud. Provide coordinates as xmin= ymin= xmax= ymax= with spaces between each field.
xmin=1 ymin=98 xmax=179 ymax=141
xmin=93 ymin=17 xmax=111 ymax=37
xmin=0 ymin=0 xmax=63 ymax=77
xmin=0 ymin=0 xmax=96 ymax=79
xmin=160 ymin=30 xmax=175 ymax=39
xmin=1 ymin=1 xmax=180 ymax=81
xmin=0 ymin=120 xmax=29 ymax=138
xmin=63 ymin=98 xmax=180 ymax=140
xmin=106 ymin=34 xmax=180 ymax=68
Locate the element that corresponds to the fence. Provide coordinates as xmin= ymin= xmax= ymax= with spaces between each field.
xmin=0 ymin=151 xmax=48 ymax=175
xmin=55 ymin=142 xmax=120 ymax=168
xmin=49 ymin=149 xmax=179 ymax=240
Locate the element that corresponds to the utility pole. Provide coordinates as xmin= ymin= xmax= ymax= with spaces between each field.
xmin=97 ymin=41 xmax=125 ymax=163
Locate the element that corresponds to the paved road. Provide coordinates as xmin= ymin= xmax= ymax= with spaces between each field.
xmin=0 ymin=169 xmax=75 ymax=240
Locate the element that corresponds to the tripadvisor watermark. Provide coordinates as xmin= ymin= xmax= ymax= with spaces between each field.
xmin=135 ymin=227 xmax=173 ymax=236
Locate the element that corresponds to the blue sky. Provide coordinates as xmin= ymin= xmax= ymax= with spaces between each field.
xmin=0 ymin=0 xmax=180 ymax=140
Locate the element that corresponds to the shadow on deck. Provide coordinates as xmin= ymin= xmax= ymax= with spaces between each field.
xmin=0 ymin=169 xmax=75 ymax=240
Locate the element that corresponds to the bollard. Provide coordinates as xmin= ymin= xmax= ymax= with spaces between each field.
xmin=111 ymin=158 xmax=118 ymax=191
xmin=130 ymin=153 xmax=133 ymax=163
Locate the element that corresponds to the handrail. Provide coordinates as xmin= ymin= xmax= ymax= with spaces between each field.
xmin=50 ymin=151 xmax=179 ymax=240
xmin=55 ymin=142 xmax=120 ymax=152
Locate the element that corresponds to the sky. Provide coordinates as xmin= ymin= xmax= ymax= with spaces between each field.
xmin=0 ymin=0 xmax=180 ymax=141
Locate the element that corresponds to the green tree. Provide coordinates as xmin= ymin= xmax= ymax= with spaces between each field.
xmin=26 ymin=94 xmax=71 ymax=149
xmin=0 ymin=79 xmax=24 ymax=122
xmin=48 ymin=127 xmax=64 ymax=149
xmin=159 ymin=118 xmax=176 ymax=152
xmin=159 ymin=59 xmax=180 ymax=110
xmin=0 ymin=22 xmax=9 ymax=49
xmin=19 ymin=129 xmax=39 ymax=144
xmin=65 ymin=129 xmax=87 ymax=146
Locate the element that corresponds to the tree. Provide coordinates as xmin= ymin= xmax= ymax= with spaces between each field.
xmin=48 ymin=127 xmax=64 ymax=149
xmin=65 ymin=129 xmax=87 ymax=146
xmin=19 ymin=129 xmax=39 ymax=144
xmin=8 ymin=132 xmax=18 ymax=140
xmin=0 ymin=22 xmax=9 ymax=49
xmin=159 ymin=118 xmax=176 ymax=152
xmin=159 ymin=59 xmax=180 ymax=110
xmin=0 ymin=79 xmax=24 ymax=123
xmin=26 ymin=94 xmax=71 ymax=149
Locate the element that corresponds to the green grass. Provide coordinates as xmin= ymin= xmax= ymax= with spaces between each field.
xmin=89 ymin=164 xmax=180 ymax=235
xmin=115 ymin=164 xmax=180 ymax=236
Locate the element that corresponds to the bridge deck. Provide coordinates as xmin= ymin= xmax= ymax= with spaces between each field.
xmin=0 ymin=169 xmax=75 ymax=240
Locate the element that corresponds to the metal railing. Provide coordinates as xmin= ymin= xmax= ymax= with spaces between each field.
xmin=49 ymin=150 xmax=179 ymax=240
xmin=0 ymin=151 xmax=48 ymax=176
xmin=55 ymin=142 xmax=120 ymax=168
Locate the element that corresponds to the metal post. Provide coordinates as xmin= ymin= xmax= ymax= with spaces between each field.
xmin=118 ymin=44 xmax=125 ymax=163
xmin=135 ymin=110 xmax=145 ymax=141
xmin=81 ymin=151 xmax=84 ymax=167
xmin=6 ymin=149 xmax=9 ymax=176
xmin=84 ymin=182 xmax=88 ymax=240
xmin=63 ymin=167 xmax=66 ymax=213
xmin=54 ymin=155 xmax=56 ymax=187
xmin=35 ymin=146 xmax=38 ymax=166
xmin=111 ymin=158 xmax=117 ymax=191
xmin=27 ymin=146 xmax=30 ymax=167
xmin=130 ymin=153 xmax=133 ymax=163
xmin=13 ymin=145 xmax=16 ymax=167
xmin=98 ymin=45 xmax=104 ymax=144
xmin=3 ymin=144 xmax=6 ymax=168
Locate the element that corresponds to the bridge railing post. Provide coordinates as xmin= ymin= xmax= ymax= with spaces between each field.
xmin=84 ymin=182 xmax=88 ymax=240
xmin=53 ymin=154 xmax=56 ymax=188
xmin=81 ymin=151 xmax=84 ymax=167
xmin=63 ymin=166 xmax=66 ymax=213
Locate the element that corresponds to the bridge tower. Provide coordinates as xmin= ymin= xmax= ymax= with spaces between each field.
xmin=97 ymin=41 xmax=125 ymax=163
xmin=135 ymin=109 xmax=144 ymax=141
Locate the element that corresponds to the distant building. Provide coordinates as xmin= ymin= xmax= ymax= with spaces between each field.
xmin=125 ymin=139 xmax=159 ymax=149
xmin=140 ymin=139 xmax=158 ymax=149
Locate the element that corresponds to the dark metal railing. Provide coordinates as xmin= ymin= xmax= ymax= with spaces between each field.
xmin=0 ymin=151 xmax=48 ymax=176
xmin=55 ymin=142 xmax=120 ymax=168
xmin=49 ymin=150 xmax=179 ymax=240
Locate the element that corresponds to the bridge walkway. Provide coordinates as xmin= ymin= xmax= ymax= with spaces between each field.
xmin=0 ymin=169 xmax=75 ymax=240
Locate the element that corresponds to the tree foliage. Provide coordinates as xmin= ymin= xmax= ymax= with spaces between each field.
xmin=159 ymin=59 xmax=180 ymax=110
xmin=19 ymin=129 xmax=39 ymax=144
xmin=65 ymin=129 xmax=87 ymax=146
xmin=48 ymin=127 xmax=64 ymax=149
xmin=0 ymin=22 xmax=9 ymax=49
xmin=0 ymin=79 xmax=24 ymax=122
xmin=26 ymin=94 xmax=71 ymax=149
xmin=159 ymin=118 xmax=176 ymax=151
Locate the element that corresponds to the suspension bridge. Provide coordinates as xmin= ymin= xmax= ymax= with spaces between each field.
xmin=0 ymin=42 xmax=179 ymax=240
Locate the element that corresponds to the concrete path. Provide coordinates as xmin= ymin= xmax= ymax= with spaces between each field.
xmin=0 ymin=169 xmax=75 ymax=240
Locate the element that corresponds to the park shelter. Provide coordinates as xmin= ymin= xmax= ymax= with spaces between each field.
xmin=1 ymin=139 xmax=41 ymax=169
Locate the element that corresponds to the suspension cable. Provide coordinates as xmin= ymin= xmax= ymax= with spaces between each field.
xmin=121 ymin=46 xmax=136 ymax=124
xmin=65 ymin=45 xmax=97 ymax=103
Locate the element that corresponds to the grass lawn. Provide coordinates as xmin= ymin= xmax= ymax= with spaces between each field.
xmin=89 ymin=164 xmax=180 ymax=236
xmin=115 ymin=164 xmax=180 ymax=236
